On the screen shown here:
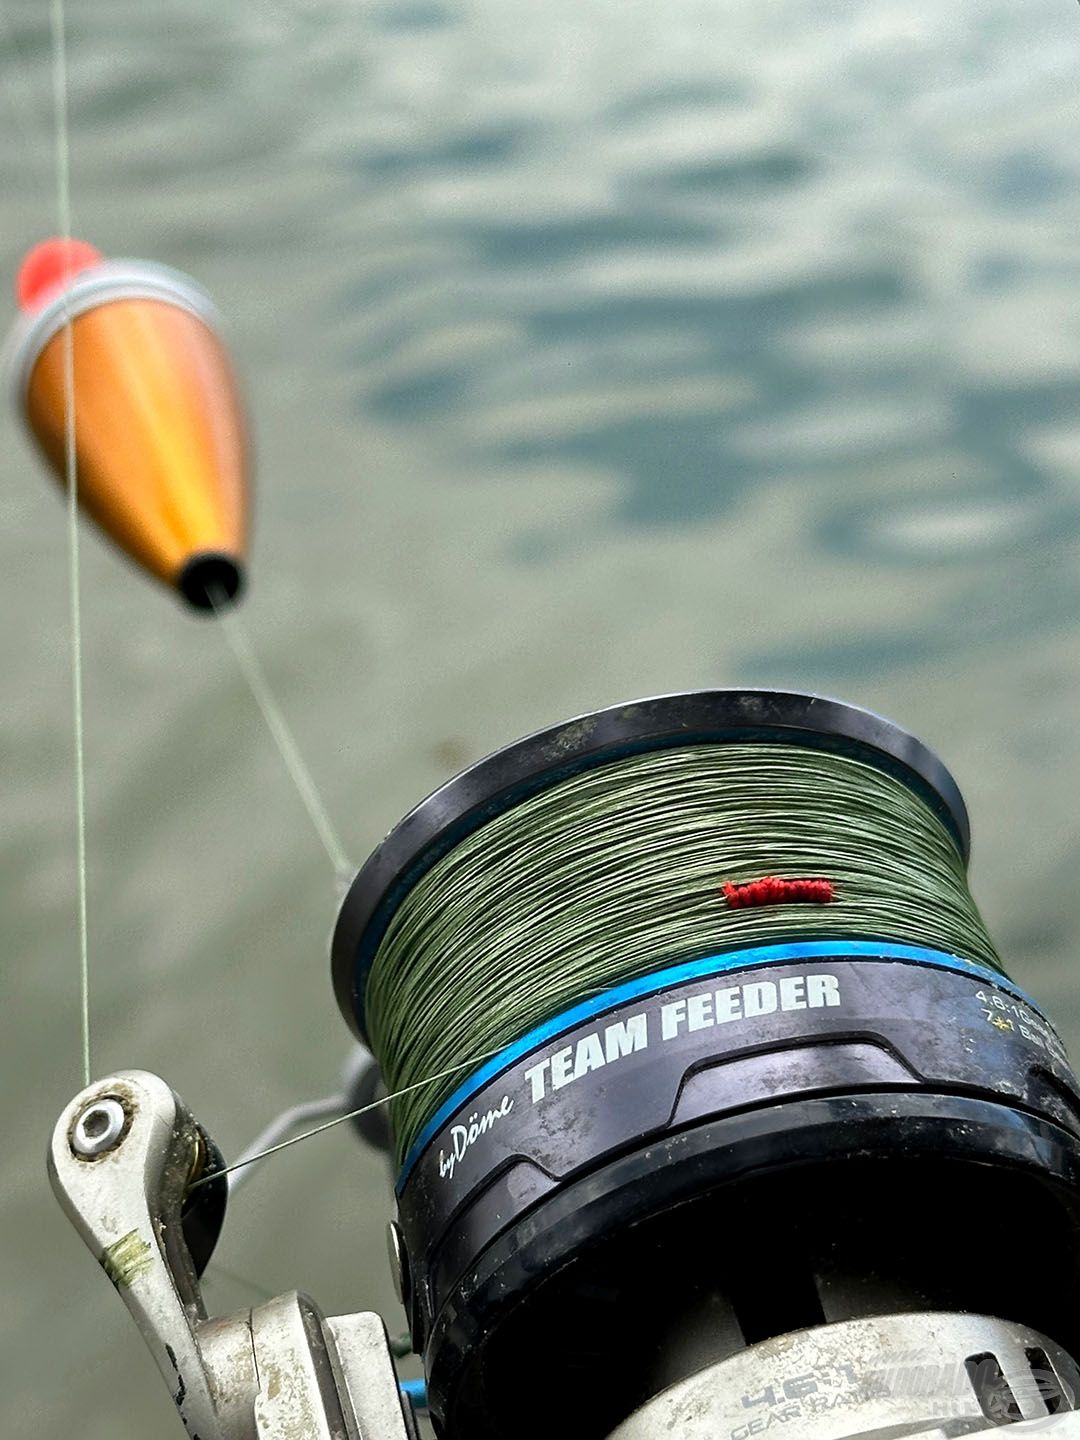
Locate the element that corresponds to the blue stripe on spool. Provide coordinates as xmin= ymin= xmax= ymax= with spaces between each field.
xmin=396 ymin=940 xmax=1044 ymax=1191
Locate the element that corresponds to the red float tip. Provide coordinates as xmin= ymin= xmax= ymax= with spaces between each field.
xmin=16 ymin=237 xmax=104 ymax=313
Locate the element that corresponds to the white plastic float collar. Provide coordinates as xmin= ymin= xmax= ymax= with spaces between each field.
xmin=4 ymin=259 xmax=224 ymax=405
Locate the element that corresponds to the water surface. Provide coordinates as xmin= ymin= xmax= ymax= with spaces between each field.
xmin=3 ymin=3 xmax=1080 ymax=1434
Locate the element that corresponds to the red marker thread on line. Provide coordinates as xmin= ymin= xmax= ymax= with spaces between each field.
xmin=722 ymin=876 xmax=835 ymax=909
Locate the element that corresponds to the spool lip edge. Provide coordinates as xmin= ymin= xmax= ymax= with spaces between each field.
xmin=332 ymin=689 xmax=972 ymax=1040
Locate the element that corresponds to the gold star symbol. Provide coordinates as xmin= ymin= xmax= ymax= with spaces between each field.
xmin=989 ymin=1015 xmax=1013 ymax=1032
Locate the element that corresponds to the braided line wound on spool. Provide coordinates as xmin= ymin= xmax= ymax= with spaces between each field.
xmin=361 ymin=740 xmax=1004 ymax=1165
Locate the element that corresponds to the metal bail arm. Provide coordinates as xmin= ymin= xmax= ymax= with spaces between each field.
xmin=48 ymin=1070 xmax=417 ymax=1440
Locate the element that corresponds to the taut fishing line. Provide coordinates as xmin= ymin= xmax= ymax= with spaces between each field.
xmin=208 ymin=588 xmax=352 ymax=885
xmin=202 ymin=1261 xmax=277 ymax=1303
xmin=40 ymin=0 xmax=350 ymax=1175
xmin=48 ymin=0 xmax=90 ymax=1089
xmin=38 ymin=0 xmax=353 ymax=1213
xmin=363 ymin=742 xmax=1003 ymax=1163
xmin=187 ymin=1047 xmax=505 ymax=1191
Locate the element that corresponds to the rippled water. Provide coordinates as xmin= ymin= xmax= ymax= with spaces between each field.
xmin=4 ymin=2 xmax=1080 ymax=1434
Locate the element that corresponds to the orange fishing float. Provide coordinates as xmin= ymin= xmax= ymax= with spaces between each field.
xmin=7 ymin=237 xmax=250 ymax=609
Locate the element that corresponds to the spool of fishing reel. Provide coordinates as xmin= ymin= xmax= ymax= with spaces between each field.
xmin=333 ymin=690 xmax=1080 ymax=1439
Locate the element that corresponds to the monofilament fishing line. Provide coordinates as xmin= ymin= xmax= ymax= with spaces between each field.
xmin=361 ymin=739 xmax=1004 ymax=1163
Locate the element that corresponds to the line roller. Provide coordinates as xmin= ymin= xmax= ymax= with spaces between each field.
xmin=333 ymin=689 xmax=1080 ymax=1439
xmin=7 ymin=236 xmax=250 ymax=610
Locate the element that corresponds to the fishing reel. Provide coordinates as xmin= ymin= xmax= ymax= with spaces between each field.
xmin=49 ymin=1066 xmax=1080 ymax=1440
xmin=50 ymin=692 xmax=1080 ymax=1439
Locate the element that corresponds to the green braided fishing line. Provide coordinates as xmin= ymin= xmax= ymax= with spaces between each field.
xmin=364 ymin=743 xmax=1004 ymax=1164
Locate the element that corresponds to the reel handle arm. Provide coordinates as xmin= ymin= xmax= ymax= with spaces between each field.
xmin=48 ymin=1070 xmax=416 ymax=1440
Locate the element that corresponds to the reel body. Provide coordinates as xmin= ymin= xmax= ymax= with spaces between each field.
xmin=333 ymin=691 xmax=1080 ymax=1437
xmin=48 ymin=691 xmax=1080 ymax=1439
xmin=47 ymin=1065 xmax=1080 ymax=1440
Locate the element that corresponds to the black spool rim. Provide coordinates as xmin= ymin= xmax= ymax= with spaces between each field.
xmin=333 ymin=689 xmax=971 ymax=1042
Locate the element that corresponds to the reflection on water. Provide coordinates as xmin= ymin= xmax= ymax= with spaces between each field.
xmin=3 ymin=2 xmax=1080 ymax=1436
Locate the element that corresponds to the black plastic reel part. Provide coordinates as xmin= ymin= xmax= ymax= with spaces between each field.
xmin=389 ymin=952 xmax=1080 ymax=1436
xmin=423 ymin=1094 xmax=1080 ymax=1440
xmin=180 ymin=1123 xmax=228 ymax=1278
xmin=332 ymin=689 xmax=971 ymax=1042
xmin=395 ymin=955 xmax=1076 ymax=1316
